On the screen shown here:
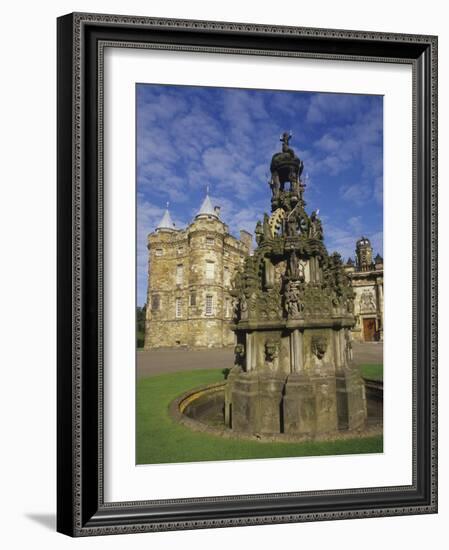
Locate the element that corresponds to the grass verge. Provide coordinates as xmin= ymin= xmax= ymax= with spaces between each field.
xmin=137 ymin=369 xmax=383 ymax=465
xmin=359 ymin=364 xmax=383 ymax=381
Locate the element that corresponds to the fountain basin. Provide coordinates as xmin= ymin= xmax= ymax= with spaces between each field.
xmin=170 ymin=377 xmax=382 ymax=443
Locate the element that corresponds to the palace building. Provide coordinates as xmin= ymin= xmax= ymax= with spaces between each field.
xmin=144 ymin=194 xmax=252 ymax=349
xmin=344 ymin=236 xmax=384 ymax=342
xmin=144 ymin=195 xmax=383 ymax=348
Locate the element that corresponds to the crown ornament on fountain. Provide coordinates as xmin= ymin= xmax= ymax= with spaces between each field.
xmin=269 ymin=131 xmax=305 ymax=212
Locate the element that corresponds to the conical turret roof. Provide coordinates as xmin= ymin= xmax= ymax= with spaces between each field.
xmin=195 ymin=193 xmax=219 ymax=219
xmin=156 ymin=207 xmax=175 ymax=231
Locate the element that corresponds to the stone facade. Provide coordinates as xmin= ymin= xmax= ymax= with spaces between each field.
xmin=145 ymin=209 xmax=383 ymax=348
xmin=344 ymin=237 xmax=384 ymax=342
xmin=144 ymin=199 xmax=251 ymax=349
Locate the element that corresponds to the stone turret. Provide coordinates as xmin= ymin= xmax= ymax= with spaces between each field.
xmin=145 ymin=194 xmax=251 ymax=349
xmin=224 ymin=134 xmax=367 ymax=436
xmin=195 ymin=192 xmax=218 ymax=219
xmin=356 ymin=236 xmax=374 ymax=272
xmin=156 ymin=204 xmax=176 ymax=232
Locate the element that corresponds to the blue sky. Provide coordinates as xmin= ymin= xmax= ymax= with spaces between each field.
xmin=136 ymin=84 xmax=383 ymax=306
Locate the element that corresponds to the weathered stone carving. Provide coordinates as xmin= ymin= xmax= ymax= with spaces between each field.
xmin=270 ymin=132 xmax=304 ymax=196
xmin=268 ymin=208 xmax=286 ymax=237
xmin=234 ymin=343 xmax=245 ymax=367
xmin=225 ymin=134 xmax=367 ymax=436
xmin=345 ymin=330 xmax=353 ymax=362
xmin=265 ymin=339 xmax=279 ymax=363
xmin=311 ymin=334 xmax=327 ymax=360
xmin=262 ymin=213 xmax=272 ymax=241
xmin=232 ymin=297 xmax=240 ymax=321
xmin=284 ymin=281 xmax=305 ymax=319
xmin=255 ymin=220 xmax=263 ymax=245
xmin=288 ymin=250 xmax=305 ymax=281
xmin=360 ymin=289 xmax=376 ymax=312
xmin=309 ymin=210 xmax=324 ymax=240
xmin=239 ymin=293 xmax=248 ymax=320
xmin=231 ymin=267 xmax=243 ymax=293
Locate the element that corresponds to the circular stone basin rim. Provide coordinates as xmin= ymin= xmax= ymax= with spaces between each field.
xmin=170 ymin=380 xmax=382 ymax=443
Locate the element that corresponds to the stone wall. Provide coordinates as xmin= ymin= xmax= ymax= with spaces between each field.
xmin=144 ymin=216 xmax=250 ymax=349
xmin=348 ymin=270 xmax=384 ymax=342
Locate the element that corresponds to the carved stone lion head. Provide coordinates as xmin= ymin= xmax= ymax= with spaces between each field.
xmin=311 ymin=335 xmax=327 ymax=360
xmin=265 ymin=339 xmax=279 ymax=362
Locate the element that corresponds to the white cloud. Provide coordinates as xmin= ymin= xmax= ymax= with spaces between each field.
xmin=306 ymin=94 xmax=364 ymax=125
xmin=339 ymin=183 xmax=372 ymax=206
xmin=314 ymin=133 xmax=340 ymax=152
xmin=135 ymin=86 xmax=383 ymax=302
xmin=348 ymin=216 xmax=363 ymax=233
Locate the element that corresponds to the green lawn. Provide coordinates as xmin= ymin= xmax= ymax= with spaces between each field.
xmin=359 ymin=364 xmax=383 ymax=382
xmin=136 ymin=369 xmax=383 ymax=465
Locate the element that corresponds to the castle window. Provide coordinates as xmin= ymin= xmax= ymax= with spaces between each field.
xmin=155 ymin=248 xmax=163 ymax=256
xmin=177 ymin=246 xmax=184 ymax=254
xmin=224 ymin=266 xmax=230 ymax=287
xmin=175 ymin=298 xmax=182 ymax=318
xmin=205 ymin=295 xmax=214 ymax=316
xmin=206 ymin=237 xmax=214 ymax=246
xmin=176 ymin=264 xmax=183 ymax=285
xmin=151 ymin=295 xmax=160 ymax=311
xmin=190 ymin=292 xmax=197 ymax=306
xmin=205 ymin=261 xmax=215 ymax=280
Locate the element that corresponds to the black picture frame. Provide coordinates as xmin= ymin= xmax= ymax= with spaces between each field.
xmin=57 ymin=12 xmax=438 ymax=536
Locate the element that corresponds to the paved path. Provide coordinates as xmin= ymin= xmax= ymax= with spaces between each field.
xmin=352 ymin=341 xmax=383 ymax=365
xmin=137 ymin=341 xmax=383 ymax=378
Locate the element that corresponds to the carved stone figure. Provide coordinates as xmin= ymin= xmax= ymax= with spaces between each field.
xmin=360 ymin=289 xmax=376 ymax=312
xmin=232 ymin=297 xmax=240 ymax=321
xmin=265 ymin=339 xmax=279 ymax=363
xmin=255 ymin=220 xmax=264 ymax=245
xmin=312 ymin=335 xmax=327 ymax=360
xmin=286 ymin=213 xmax=298 ymax=236
xmin=288 ymin=251 xmax=305 ymax=281
xmin=347 ymin=293 xmax=355 ymax=314
xmin=309 ymin=210 xmax=323 ymax=240
xmin=284 ymin=281 xmax=304 ymax=318
xmin=262 ymin=213 xmax=272 ymax=241
xmin=239 ymin=294 xmax=248 ymax=320
xmin=291 ymin=177 xmax=300 ymax=199
xmin=231 ymin=267 xmax=243 ymax=293
xmin=280 ymin=131 xmax=293 ymax=153
xmin=345 ymin=330 xmax=353 ymax=362
xmin=234 ymin=343 xmax=245 ymax=367
xmin=269 ymin=173 xmax=281 ymax=199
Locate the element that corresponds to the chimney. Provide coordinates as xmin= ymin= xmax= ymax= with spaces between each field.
xmin=214 ymin=205 xmax=221 ymax=217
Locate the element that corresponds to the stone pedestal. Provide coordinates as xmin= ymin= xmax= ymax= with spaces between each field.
xmin=283 ymin=373 xmax=338 ymax=435
xmin=311 ymin=375 xmax=339 ymax=433
xmin=229 ymin=371 xmax=286 ymax=434
xmin=283 ymin=374 xmax=316 ymax=434
xmin=226 ymin=363 xmax=367 ymax=437
xmin=336 ymin=366 xmax=367 ymax=430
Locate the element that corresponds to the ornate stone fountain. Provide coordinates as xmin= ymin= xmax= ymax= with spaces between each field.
xmin=225 ymin=132 xmax=367 ymax=436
